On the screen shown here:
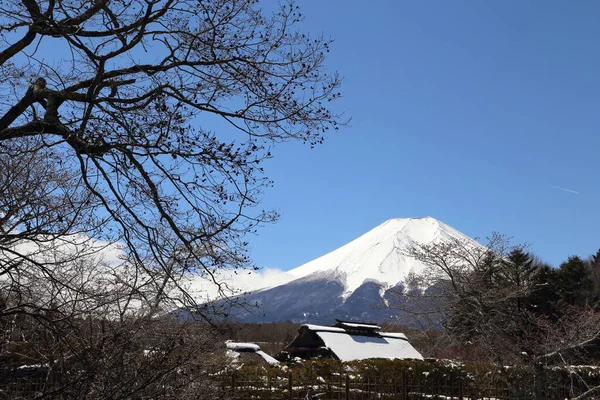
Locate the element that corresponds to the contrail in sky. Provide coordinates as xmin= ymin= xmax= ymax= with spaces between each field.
xmin=550 ymin=185 xmax=580 ymax=195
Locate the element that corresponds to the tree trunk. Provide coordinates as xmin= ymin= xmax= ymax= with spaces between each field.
xmin=533 ymin=362 xmax=547 ymax=400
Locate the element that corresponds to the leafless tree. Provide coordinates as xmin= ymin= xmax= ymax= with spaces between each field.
xmin=389 ymin=234 xmax=600 ymax=400
xmin=1 ymin=0 xmax=342 ymax=305
xmin=0 ymin=0 xmax=342 ymax=397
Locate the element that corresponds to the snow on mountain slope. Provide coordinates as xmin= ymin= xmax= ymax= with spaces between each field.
xmin=284 ymin=217 xmax=472 ymax=298
xmin=205 ymin=217 xmax=479 ymax=323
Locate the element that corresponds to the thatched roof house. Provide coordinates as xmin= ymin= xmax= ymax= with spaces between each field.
xmin=281 ymin=320 xmax=423 ymax=361
xmin=225 ymin=341 xmax=280 ymax=366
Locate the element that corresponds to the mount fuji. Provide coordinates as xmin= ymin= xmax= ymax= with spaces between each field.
xmin=224 ymin=217 xmax=477 ymax=323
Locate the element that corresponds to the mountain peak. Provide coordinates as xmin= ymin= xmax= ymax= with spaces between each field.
xmin=226 ymin=217 xmax=478 ymax=323
xmin=286 ymin=217 xmax=472 ymax=296
xmin=378 ymin=216 xmax=440 ymax=230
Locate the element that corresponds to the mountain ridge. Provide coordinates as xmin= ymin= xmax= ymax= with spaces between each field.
xmin=221 ymin=216 xmax=478 ymax=323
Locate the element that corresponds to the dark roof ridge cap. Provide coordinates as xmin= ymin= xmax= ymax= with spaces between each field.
xmin=334 ymin=318 xmax=379 ymax=325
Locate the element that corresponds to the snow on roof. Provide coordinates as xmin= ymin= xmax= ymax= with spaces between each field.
xmin=336 ymin=321 xmax=381 ymax=330
xmin=315 ymin=331 xmax=423 ymax=361
xmin=255 ymin=350 xmax=280 ymax=366
xmin=302 ymin=324 xmax=346 ymax=333
xmin=226 ymin=341 xmax=261 ymax=352
xmin=225 ymin=341 xmax=280 ymax=366
xmin=380 ymin=332 xmax=408 ymax=340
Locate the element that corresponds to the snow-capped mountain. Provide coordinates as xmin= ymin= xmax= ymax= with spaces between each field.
xmin=285 ymin=217 xmax=470 ymax=298
xmin=223 ymin=217 xmax=477 ymax=323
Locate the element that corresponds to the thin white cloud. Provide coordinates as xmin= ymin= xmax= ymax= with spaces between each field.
xmin=189 ymin=267 xmax=291 ymax=301
xmin=3 ymin=229 xmax=292 ymax=304
xmin=550 ymin=185 xmax=580 ymax=195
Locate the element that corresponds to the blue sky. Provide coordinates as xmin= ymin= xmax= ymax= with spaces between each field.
xmin=248 ymin=0 xmax=600 ymax=270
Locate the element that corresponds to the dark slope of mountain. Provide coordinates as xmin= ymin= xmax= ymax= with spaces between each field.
xmin=229 ymin=275 xmax=345 ymax=323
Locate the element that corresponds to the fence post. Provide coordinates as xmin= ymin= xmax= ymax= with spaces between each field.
xmin=231 ymin=373 xmax=235 ymax=396
xmin=458 ymin=374 xmax=463 ymax=400
xmin=400 ymin=372 xmax=405 ymax=400
xmin=345 ymin=374 xmax=350 ymax=400
xmin=288 ymin=371 xmax=293 ymax=400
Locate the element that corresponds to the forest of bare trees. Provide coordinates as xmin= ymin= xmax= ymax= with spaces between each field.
xmin=0 ymin=0 xmax=342 ymax=397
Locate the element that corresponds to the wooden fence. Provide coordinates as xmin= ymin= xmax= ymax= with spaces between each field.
xmin=0 ymin=368 xmax=579 ymax=399
xmin=223 ymin=371 xmax=571 ymax=400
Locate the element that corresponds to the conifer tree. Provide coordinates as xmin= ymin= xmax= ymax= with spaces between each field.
xmin=587 ymin=249 xmax=600 ymax=306
xmin=556 ymin=256 xmax=593 ymax=308
xmin=527 ymin=263 xmax=559 ymax=318
xmin=501 ymin=249 xmax=540 ymax=313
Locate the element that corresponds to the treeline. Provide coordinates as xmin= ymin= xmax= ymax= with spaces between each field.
xmin=527 ymin=250 xmax=600 ymax=314
xmin=449 ymin=247 xmax=600 ymax=339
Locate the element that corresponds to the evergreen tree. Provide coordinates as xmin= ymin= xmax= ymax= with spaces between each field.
xmin=556 ymin=256 xmax=593 ymax=308
xmin=527 ymin=264 xmax=559 ymax=318
xmin=587 ymin=249 xmax=600 ymax=307
xmin=501 ymin=249 xmax=539 ymax=312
